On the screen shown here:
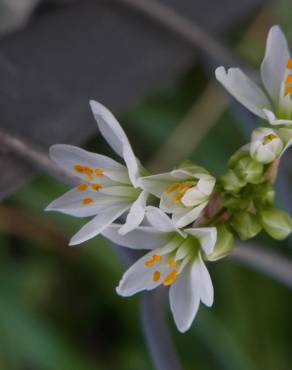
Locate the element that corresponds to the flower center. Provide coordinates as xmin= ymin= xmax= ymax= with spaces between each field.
xmin=165 ymin=181 xmax=196 ymax=205
xmin=263 ymin=133 xmax=278 ymax=145
xmin=284 ymin=58 xmax=292 ymax=96
xmin=145 ymin=253 xmax=179 ymax=285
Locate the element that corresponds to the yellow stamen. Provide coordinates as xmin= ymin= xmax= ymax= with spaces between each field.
xmin=91 ymin=183 xmax=103 ymax=191
xmin=167 ymin=258 xmax=177 ymax=267
xmin=145 ymin=254 xmax=162 ymax=267
xmin=145 ymin=260 xmax=154 ymax=267
xmin=285 ymin=86 xmax=292 ymax=96
xmin=95 ymin=168 xmax=104 ymax=176
xmin=153 ymin=271 xmax=161 ymax=282
xmin=165 ymin=182 xmax=180 ymax=193
xmin=263 ymin=133 xmax=277 ymax=145
xmin=82 ymin=197 xmax=94 ymax=205
xmin=77 ymin=183 xmax=88 ymax=191
xmin=74 ymin=164 xmax=84 ymax=173
xmin=163 ymin=269 xmax=178 ymax=286
xmin=152 ymin=254 xmax=162 ymax=263
xmin=285 ymin=75 xmax=292 ymax=85
xmin=172 ymin=193 xmax=183 ymax=204
xmin=287 ymin=58 xmax=292 ymax=69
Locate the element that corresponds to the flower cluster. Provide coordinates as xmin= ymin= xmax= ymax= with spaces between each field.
xmin=46 ymin=25 xmax=292 ymax=333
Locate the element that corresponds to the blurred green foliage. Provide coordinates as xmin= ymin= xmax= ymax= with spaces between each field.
xmin=1 ymin=3 xmax=292 ymax=369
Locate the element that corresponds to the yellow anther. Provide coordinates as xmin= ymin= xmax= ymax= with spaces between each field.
xmin=82 ymin=197 xmax=94 ymax=205
xmin=152 ymin=254 xmax=162 ymax=263
xmin=263 ymin=133 xmax=277 ymax=145
xmin=285 ymin=75 xmax=292 ymax=85
xmin=172 ymin=193 xmax=183 ymax=204
xmin=167 ymin=258 xmax=177 ymax=267
xmin=95 ymin=168 xmax=104 ymax=176
xmin=145 ymin=260 xmax=154 ymax=267
xmin=163 ymin=269 xmax=178 ymax=286
xmin=165 ymin=183 xmax=180 ymax=193
xmin=285 ymin=86 xmax=292 ymax=96
xmin=153 ymin=271 xmax=161 ymax=282
xmin=74 ymin=164 xmax=84 ymax=173
xmin=287 ymin=58 xmax=292 ymax=69
xmin=77 ymin=183 xmax=88 ymax=191
xmin=91 ymin=183 xmax=103 ymax=191
xmin=177 ymin=182 xmax=194 ymax=195
xmin=145 ymin=254 xmax=162 ymax=267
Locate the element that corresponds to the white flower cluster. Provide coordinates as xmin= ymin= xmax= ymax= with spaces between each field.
xmin=216 ymin=25 xmax=292 ymax=164
xmin=46 ymin=25 xmax=292 ymax=333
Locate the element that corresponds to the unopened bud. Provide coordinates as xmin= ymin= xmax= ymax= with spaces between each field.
xmin=220 ymin=170 xmax=246 ymax=193
xmin=260 ymin=207 xmax=292 ymax=240
xmin=231 ymin=211 xmax=262 ymax=240
xmin=233 ymin=156 xmax=264 ymax=184
xmin=250 ymin=128 xmax=283 ymax=164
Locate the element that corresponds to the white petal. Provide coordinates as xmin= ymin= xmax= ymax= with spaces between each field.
xmin=49 ymin=144 xmax=125 ymax=178
xmin=90 ymin=100 xmax=141 ymax=186
xmin=169 ymin=261 xmax=201 ymax=333
xmin=215 ymin=66 xmax=271 ymax=118
xmin=197 ymin=254 xmax=214 ymax=307
xmin=45 ymin=188 xmax=120 ymax=217
xmin=69 ymin=203 xmax=130 ymax=245
xmin=102 ymin=223 xmax=168 ymax=250
xmin=197 ymin=176 xmax=216 ymax=196
xmin=173 ymin=202 xmax=208 ymax=228
xmin=138 ymin=173 xmax=174 ymax=197
xmin=119 ymin=191 xmax=148 ymax=235
xmin=100 ymin=186 xmax=138 ymax=198
xmin=116 ymin=250 xmax=163 ymax=296
xmin=261 ymin=25 xmax=290 ymax=103
xmin=263 ymin=108 xmax=292 ymax=126
xmin=185 ymin=227 xmax=217 ymax=255
xmin=181 ymin=187 xmax=205 ymax=207
xmin=146 ymin=206 xmax=178 ymax=233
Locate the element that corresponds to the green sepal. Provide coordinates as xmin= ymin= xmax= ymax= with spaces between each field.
xmin=204 ymin=224 xmax=235 ymax=261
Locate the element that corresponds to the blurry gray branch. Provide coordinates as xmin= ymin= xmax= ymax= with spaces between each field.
xmin=118 ymin=0 xmax=245 ymax=68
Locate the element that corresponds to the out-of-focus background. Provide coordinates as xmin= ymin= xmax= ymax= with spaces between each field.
xmin=0 ymin=1 xmax=292 ymax=369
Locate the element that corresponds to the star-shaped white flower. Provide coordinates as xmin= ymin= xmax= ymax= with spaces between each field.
xmin=139 ymin=165 xmax=216 ymax=228
xmin=46 ymin=101 xmax=148 ymax=245
xmin=216 ymin=25 xmax=292 ymax=126
xmin=102 ymin=206 xmax=217 ymax=333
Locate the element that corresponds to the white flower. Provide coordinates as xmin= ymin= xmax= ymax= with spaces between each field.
xmin=46 ymin=101 xmax=148 ymax=245
xmin=250 ymin=127 xmax=284 ymax=164
xmin=139 ymin=165 xmax=216 ymax=228
xmin=250 ymin=127 xmax=292 ymax=164
xmin=102 ymin=206 xmax=217 ymax=333
xmin=216 ymin=25 xmax=292 ymax=126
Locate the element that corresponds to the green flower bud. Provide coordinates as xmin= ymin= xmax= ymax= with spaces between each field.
xmin=223 ymin=195 xmax=251 ymax=211
xmin=205 ymin=224 xmax=235 ymax=261
xmin=228 ymin=147 xmax=249 ymax=168
xmin=253 ymin=182 xmax=275 ymax=207
xmin=231 ymin=211 xmax=262 ymax=240
xmin=233 ymin=156 xmax=264 ymax=184
xmin=220 ymin=170 xmax=246 ymax=193
xmin=260 ymin=207 xmax=292 ymax=240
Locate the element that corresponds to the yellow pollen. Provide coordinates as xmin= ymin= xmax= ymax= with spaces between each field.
xmin=77 ymin=183 xmax=88 ymax=191
xmin=153 ymin=271 xmax=161 ymax=282
xmin=287 ymin=58 xmax=292 ymax=69
xmin=82 ymin=197 xmax=94 ymax=205
xmin=167 ymin=258 xmax=177 ymax=267
xmin=172 ymin=193 xmax=183 ymax=204
xmin=165 ymin=182 xmax=180 ymax=193
xmin=91 ymin=183 xmax=103 ymax=191
xmin=285 ymin=86 xmax=292 ymax=96
xmin=95 ymin=168 xmax=104 ymax=176
xmin=145 ymin=260 xmax=154 ymax=267
xmin=74 ymin=164 xmax=84 ymax=173
xmin=163 ymin=269 xmax=178 ymax=286
xmin=263 ymin=133 xmax=277 ymax=145
xmin=285 ymin=75 xmax=292 ymax=85
xmin=153 ymin=254 xmax=162 ymax=263
xmin=145 ymin=254 xmax=162 ymax=267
